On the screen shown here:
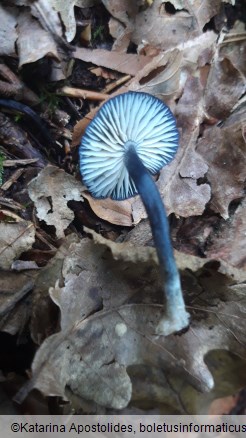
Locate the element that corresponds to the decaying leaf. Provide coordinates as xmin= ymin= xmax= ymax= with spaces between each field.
xmin=197 ymin=105 xmax=246 ymax=218
xmin=17 ymin=232 xmax=246 ymax=411
xmin=0 ymin=221 xmax=35 ymax=270
xmin=206 ymin=199 xmax=246 ymax=269
xmin=166 ymin=0 xmax=222 ymax=30
xmin=0 ymin=271 xmax=36 ymax=335
xmin=39 ymin=0 xmax=95 ymax=43
xmin=204 ymin=56 xmax=245 ymax=120
xmin=30 ymin=234 xmax=80 ymax=344
xmin=131 ymin=0 xmax=200 ymax=51
xmin=28 ymin=165 xmax=85 ymax=238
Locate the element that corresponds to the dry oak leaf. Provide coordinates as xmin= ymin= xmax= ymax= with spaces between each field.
xmin=131 ymin=0 xmax=201 ymax=52
xmin=197 ymin=105 xmax=246 ymax=218
xmin=0 ymin=221 xmax=35 ymax=270
xmin=132 ymin=76 xmax=211 ymax=219
xmin=17 ymin=233 xmax=246 ymax=410
xmin=85 ymin=227 xmax=246 ymax=282
xmin=206 ymin=198 xmax=246 ymax=270
xmin=28 ymin=165 xmax=85 ymax=238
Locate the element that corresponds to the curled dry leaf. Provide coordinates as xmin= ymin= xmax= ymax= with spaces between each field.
xmin=41 ymin=0 xmax=95 ymax=42
xmin=28 ymin=165 xmax=85 ymax=239
xmin=82 ymin=192 xmax=135 ymax=227
xmin=0 ymin=221 xmax=35 ymax=270
xmin=18 ymin=232 xmax=246 ymax=410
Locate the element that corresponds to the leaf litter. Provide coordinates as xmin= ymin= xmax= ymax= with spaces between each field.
xmin=0 ymin=0 xmax=245 ymax=415
xmin=15 ymin=231 xmax=246 ymax=411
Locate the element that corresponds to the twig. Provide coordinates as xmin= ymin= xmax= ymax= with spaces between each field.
xmin=0 ymin=197 xmax=24 ymax=211
xmin=3 ymin=158 xmax=39 ymax=167
xmin=0 ymin=168 xmax=24 ymax=191
xmin=102 ymin=75 xmax=131 ymax=94
xmin=0 ymin=209 xmax=23 ymax=222
xmin=59 ymin=86 xmax=109 ymax=101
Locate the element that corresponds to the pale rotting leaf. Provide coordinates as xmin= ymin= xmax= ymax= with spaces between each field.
xmin=17 ymin=233 xmax=246 ymax=410
xmin=42 ymin=0 xmax=96 ymax=43
xmin=0 ymin=221 xmax=35 ymax=270
xmin=17 ymin=9 xmax=60 ymax=68
xmin=0 ymin=5 xmax=18 ymax=56
xmin=28 ymin=165 xmax=85 ymax=238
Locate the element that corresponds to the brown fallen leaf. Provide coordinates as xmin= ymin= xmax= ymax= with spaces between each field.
xmin=82 ymin=192 xmax=135 ymax=227
xmin=74 ymin=47 xmax=153 ymax=76
xmin=28 ymin=165 xmax=85 ymax=239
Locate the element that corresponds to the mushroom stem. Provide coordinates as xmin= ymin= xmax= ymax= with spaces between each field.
xmin=125 ymin=145 xmax=190 ymax=335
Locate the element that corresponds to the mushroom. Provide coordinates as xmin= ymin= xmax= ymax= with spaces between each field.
xmin=79 ymin=91 xmax=190 ymax=335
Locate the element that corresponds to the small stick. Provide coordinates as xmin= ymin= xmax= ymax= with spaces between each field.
xmin=3 ymin=158 xmax=39 ymax=167
xmin=0 ymin=168 xmax=24 ymax=191
xmin=102 ymin=75 xmax=131 ymax=94
xmin=59 ymin=86 xmax=109 ymax=101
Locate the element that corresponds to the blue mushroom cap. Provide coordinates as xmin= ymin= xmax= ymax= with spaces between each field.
xmin=79 ymin=91 xmax=179 ymax=200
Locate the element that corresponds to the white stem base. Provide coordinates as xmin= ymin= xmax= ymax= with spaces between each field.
xmin=156 ymin=276 xmax=190 ymax=336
